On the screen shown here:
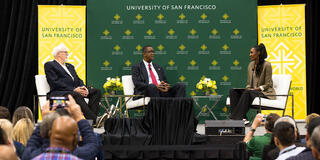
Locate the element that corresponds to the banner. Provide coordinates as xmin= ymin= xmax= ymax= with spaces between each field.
xmin=38 ymin=5 xmax=86 ymax=81
xmin=38 ymin=5 xmax=86 ymax=120
xmin=258 ymin=5 xmax=306 ymax=120
xmin=87 ymin=0 xmax=257 ymax=122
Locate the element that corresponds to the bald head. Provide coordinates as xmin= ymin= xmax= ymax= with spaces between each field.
xmin=0 ymin=145 xmax=18 ymax=160
xmin=49 ymin=116 xmax=78 ymax=151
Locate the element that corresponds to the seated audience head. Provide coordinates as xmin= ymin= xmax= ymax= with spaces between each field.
xmin=274 ymin=116 xmax=300 ymax=140
xmin=13 ymin=118 xmax=34 ymax=146
xmin=12 ymin=106 xmax=34 ymax=126
xmin=0 ymin=127 xmax=9 ymax=145
xmin=311 ymin=126 xmax=320 ymax=160
xmin=0 ymin=145 xmax=18 ymax=160
xmin=0 ymin=106 xmax=11 ymax=120
xmin=306 ymin=113 xmax=320 ymax=128
xmin=40 ymin=112 xmax=60 ymax=139
xmin=49 ymin=116 xmax=79 ymax=151
xmin=306 ymin=117 xmax=320 ymax=147
xmin=265 ymin=113 xmax=280 ymax=132
xmin=0 ymin=119 xmax=13 ymax=142
xmin=273 ymin=122 xmax=295 ymax=150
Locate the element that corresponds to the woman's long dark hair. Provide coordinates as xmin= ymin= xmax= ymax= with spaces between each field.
xmin=252 ymin=43 xmax=268 ymax=76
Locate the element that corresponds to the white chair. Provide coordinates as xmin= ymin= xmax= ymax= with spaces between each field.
xmin=122 ymin=75 xmax=150 ymax=111
xmin=34 ymin=75 xmax=89 ymax=110
xmin=226 ymin=74 xmax=293 ymax=118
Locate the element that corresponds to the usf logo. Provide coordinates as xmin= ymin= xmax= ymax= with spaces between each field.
xmin=177 ymin=13 xmax=188 ymax=24
xmin=103 ymin=60 xmax=110 ymax=67
xmin=157 ymin=44 xmax=164 ymax=51
xmin=125 ymin=60 xmax=131 ymax=67
xmin=220 ymin=75 xmax=231 ymax=86
xmin=112 ymin=14 xmax=123 ymax=24
xmin=200 ymin=13 xmax=207 ymax=20
xmin=188 ymin=60 xmax=199 ymax=70
xmin=190 ymin=60 xmax=196 ymax=66
xmin=222 ymin=44 xmax=229 ymax=51
xmin=211 ymin=60 xmax=218 ymax=66
xmin=168 ymin=60 xmax=175 ymax=66
xmin=199 ymin=13 xmax=210 ymax=24
xmin=231 ymin=29 xmax=242 ymax=39
xmin=209 ymin=29 xmax=220 ymax=39
xmin=124 ymin=29 xmax=131 ymax=36
xmin=133 ymin=44 xmax=142 ymax=55
xmin=114 ymin=45 xmax=120 ymax=51
xmin=177 ymin=44 xmax=188 ymax=55
xmin=136 ymin=45 xmax=142 ymax=51
xmin=179 ymin=13 xmax=186 ymax=20
xmin=220 ymin=44 xmax=231 ymax=55
xmin=101 ymin=60 xmax=112 ymax=71
xmin=135 ymin=14 xmax=142 ymax=20
xmin=231 ymin=59 xmax=242 ymax=70
xmin=222 ymin=75 xmax=229 ymax=82
xmin=179 ymin=75 xmax=186 ymax=82
xmin=199 ymin=44 xmax=209 ymax=55
xmin=179 ymin=44 xmax=186 ymax=51
xmin=103 ymin=29 xmax=110 ymax=36
xmin=122 ymin=60 xmax=132 ymax=71
xmin=144 ymin=29 xmax=155 ymax=39
xmin=211 ymin=29 xmax=218 ymax=35
xmin=122 ymin=29 xmax=134 ymax=39
xmin=155 ymin=13 xmax=166 ymax=24
xmin=112 ymin=45 xmax=123 ymax=55
xmin=168 ymin=29 xmax=175 ymax=35
xmin=190 ymin=29 xmax=197 ymax=35
xmin=157 ymin=13 xmax=164 ymax=20
xmin=146 ymin=29 xmax=153 ymax=36
xmin=166 ymin=29 xmax=177 ymax=39
xmin=114 ymin=14 xmax=120 ymax=21
xmin=201 ymin=44 xmax=207 ymax=51
xmin=220 ymin=13 xmax=232 ymax=24
xmin=188 ymin=29 xmax=199 ymax=39
xmin=133 ymin=13 xmax=144 ymax=24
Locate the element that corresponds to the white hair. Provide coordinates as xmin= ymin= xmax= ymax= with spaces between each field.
xmin=52 ymin=43 xmax=69 ymax=57
xmin=274 ymin=116 xmax=297 ymax=129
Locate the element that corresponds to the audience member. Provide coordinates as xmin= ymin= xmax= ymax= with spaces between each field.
xmin=0 ymin=119 xmax=24 ymax=158
xmin=23 ymin=95 xmax=100 ymax=160
xmin=244 ymin=113 xmax=280 ymax=160
xmin=0 ymin=127 xmax=9 ymax=145
xmin=12 ymin=106 xmax=34 ymax=126
xmin=0 ymin=106 xmax=11 ymax=120
xmin=13 ymin=118 xmax=34 ymax=146
xmin=287 ymin=117 xmax=320 ymax=160
xmin=302 ymin=113 xmax=320 ymax=145
xmin=262 ymin=116 xmax=304 ymax=160
xmin=311 ymin=126 xmax=320 ymax=160
xmin=273 ymin=122 xmax=305 ymax=160
xmin=0 ymin=145 xmax=18 ymax=160
xmin=32 ymin=116 xmax=81 ymax=160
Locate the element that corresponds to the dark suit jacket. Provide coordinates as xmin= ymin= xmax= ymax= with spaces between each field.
xmin=131 ymin=61 xmax=167 ymax=96
xmin=44 ymin=60 xmax=84 ymax=96
xmin=246 ymin=61 xmax=276 ymax=99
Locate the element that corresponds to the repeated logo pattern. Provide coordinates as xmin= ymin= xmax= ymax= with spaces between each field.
xmin=87 ymin=0 xmax=258 ymax=121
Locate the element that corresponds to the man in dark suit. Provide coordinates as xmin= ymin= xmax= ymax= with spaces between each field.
xmin=132 ymin=45 xmax=186 ymax=98
xmin=44 ymin=43 xmax=101 ymax=123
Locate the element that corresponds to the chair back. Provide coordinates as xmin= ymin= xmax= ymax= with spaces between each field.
xmin=122 ymin=75 xmax=135 ymax=102
xmin=272 ymin=74 xmax=292 ymax=107
xmin=35 ymin=75 xmax=50 ymax=109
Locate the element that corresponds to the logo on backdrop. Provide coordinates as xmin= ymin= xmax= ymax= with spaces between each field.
xmin=133 ymin=13 xmax=144 ymax=24
xmin=101 ymin=29 xmax=112 ymax=40
xmin=112 ymin=13 xmax=123 ymax=24
xmin=166 ymin=59 xmax=177 ymax=70
xmin=133 ymin=44 xmax=142 ymax=55
xmin=177 ymin=13 xmax=188 ymax=24
xmin=268 ymin=42 xmax=302 ymax=74
xmin=176 ymin=44 xmax=188 ymax=55
xmin=122 ymin=60 xmax=131 ymax=70
xmin=231 ymin=28 xmax=242 ymax=39
xmin=220 ymin=44 xmax=232 ymax=55
xmin=187 ymin=60 xmax=199 ymax=70
xmin=198 ymin=44 xmax=210 ymax=55
xmin=166 ymin=28 xmax=177 ymax=39
xmin=155 ymin=13 xmax=167 ymax=24
xmin=155 ymin=44 xmax=166 ymax=55
xmin=230 ymin=59 xmax=242 ymax=70
xmin=220 ymin=75 xmax=231 ymax=86
xmin=209 ymin=59 xmax=221 ymax=70
xmin=144 ymin=29 xmax=156 ymax=39
xmin=112 ymin=44 xmax=123 ymax=55
xmin=179 ymin=75 xmax=189 ymax=86
xmin=122 ymin=29 xmax=134 ymax=39
xmin=198 ymin=13 xmax=210 ymax=24
xmin=101 ymin=60 xmax=112 ymax=70
xmin=209 ymin=29 xmax=221 ymax=39
xmin=188 ymin=28 xmax=199 ymax=39
xmin=220 ymin=13 xmax=232 ymax=24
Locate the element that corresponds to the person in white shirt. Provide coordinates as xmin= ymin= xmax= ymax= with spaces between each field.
xmin=273 ymin=121 xmax=305 ymax=160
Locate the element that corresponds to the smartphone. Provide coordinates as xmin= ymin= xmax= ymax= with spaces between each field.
xmin=49 ymin=96 xmax=69 ymax=109
xmin=262 ymin=115 xmax=267 ymax=122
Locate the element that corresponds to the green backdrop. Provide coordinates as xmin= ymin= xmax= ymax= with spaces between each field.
xmin=87 ymin=0 xmax=257 ymax=123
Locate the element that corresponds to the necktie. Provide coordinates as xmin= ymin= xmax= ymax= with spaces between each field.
xmin=148 ymin=63 xmax=158 ymax=85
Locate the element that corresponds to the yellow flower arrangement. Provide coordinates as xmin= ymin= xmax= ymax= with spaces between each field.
xmin=103 ymin=77 xmax=123 ymax=94
xmin=196 ymin=77 xmax=217 ymax=95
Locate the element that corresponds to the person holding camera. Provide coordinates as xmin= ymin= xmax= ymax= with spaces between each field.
xmin=44 ymin=43 xmax=102 ymax=125
xmin=22 ymin=95 xmax=100 ymax=160
xmin=131 ymin=45 xmax=186 ymax=98
xmin=243 ymin=113 xmax=280 ymax=160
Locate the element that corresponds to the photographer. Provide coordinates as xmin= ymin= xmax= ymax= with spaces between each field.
xmin=22 ymin=95 xmax=100 ymax=160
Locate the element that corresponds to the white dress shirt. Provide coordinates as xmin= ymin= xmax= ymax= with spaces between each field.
xmin=276 ymin=144 xmax=305 ymax=160
xmin=55 ymin=60 xmax=74 ymax=81
xmin=143 ymin=60 xmax=160 ymax=84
